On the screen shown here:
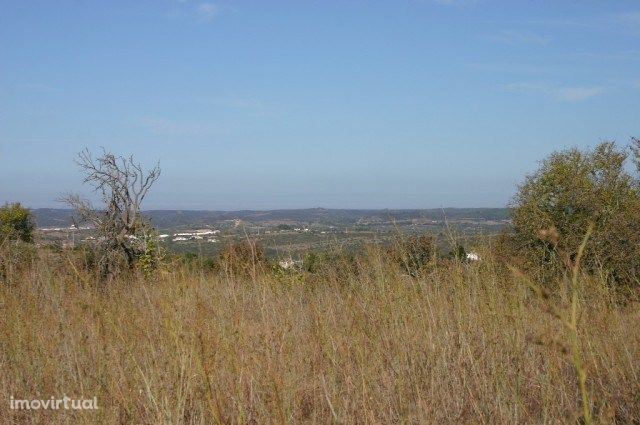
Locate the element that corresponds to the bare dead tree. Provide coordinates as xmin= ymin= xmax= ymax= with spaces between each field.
xmin=632 ymin=137 xmax=640 ymax=176
xmin=62 ymin=148 xmax=161 ymax=279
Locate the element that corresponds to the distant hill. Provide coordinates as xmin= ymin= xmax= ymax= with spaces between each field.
xmin=32 ymin=209 xmax=79 ymax=228
xmin=33 ymin=208 xmax=510 ymax=229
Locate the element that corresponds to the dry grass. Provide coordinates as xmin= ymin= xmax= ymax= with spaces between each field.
xmin=0 ymin=245 xmax=638 ymax=424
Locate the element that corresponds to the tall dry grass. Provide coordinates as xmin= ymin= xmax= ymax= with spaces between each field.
xmin=0 ymin=243 xmax=638 ymax=423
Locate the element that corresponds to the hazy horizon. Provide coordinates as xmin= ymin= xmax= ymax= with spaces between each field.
xmin=17 ymin=195 xmax=511 ymax=211
xmin=28 ymin=206 xmax=511 ymax=212
xmin=2 ymin=1 xmax=639 ymax=209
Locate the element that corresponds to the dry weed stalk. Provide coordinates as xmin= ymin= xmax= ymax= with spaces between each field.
xmin=511 ymin=223 xmax=594 ymax=424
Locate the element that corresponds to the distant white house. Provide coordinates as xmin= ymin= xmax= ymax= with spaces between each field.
xmin=40 ymin=226 xmax=93 ymax=232
xmin=278 ymin=258 xmax=302 ymax=270
xmin=195 ymin=229 xmax=219 ymax=235
xmin=466 ymin=252 xmax=481 ymax=261
xmin=174 ymin=229 xmax=220 ymax=238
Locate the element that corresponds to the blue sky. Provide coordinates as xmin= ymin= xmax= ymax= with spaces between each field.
xmin=1 ymin=1 xmax=639 ymax=209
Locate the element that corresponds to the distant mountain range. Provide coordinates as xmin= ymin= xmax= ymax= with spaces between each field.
xmin=33 ymin=208 xmax=510 ymax=229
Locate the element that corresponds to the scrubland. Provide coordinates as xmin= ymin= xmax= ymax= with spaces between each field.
xmin=0 ymin=242 xmax=638 ymax=424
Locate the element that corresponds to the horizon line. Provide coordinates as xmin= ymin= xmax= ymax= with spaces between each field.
xmin=30 ymin=206 xmax=510 ymax=212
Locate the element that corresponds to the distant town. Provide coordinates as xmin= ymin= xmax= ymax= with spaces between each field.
xmin=34 ymin=208 xmax=510 ymax=257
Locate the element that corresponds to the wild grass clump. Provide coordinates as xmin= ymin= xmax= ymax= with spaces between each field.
xmin=387 ymin=234 xmax=437 ymax=277
xmin=218 ymin=239 xmax=266 ymax=280
xmin=0 ymin=238 xmax=638 ymax=423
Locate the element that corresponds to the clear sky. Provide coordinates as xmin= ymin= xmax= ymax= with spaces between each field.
xmin=1 ymin=1 xmax=639 ymax=209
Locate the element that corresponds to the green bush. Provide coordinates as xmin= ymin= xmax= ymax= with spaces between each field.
xmin=507 ymin=140 xmax=640 ymax=286
xmin=137 ymin=232 xmax=165 ymax=276
xmin=449 ymin=244 xmax=467 ymax=261
xmin=0 ymin=203 xmax=35 ymax=243
xmin=303 ymin=251 xmax=330 ymax=273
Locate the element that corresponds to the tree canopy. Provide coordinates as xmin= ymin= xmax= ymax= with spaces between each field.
xmin=509 ymin=140 xmax=640 ymax=286
xmin=0 ymin=203 xmax=35 ymax=243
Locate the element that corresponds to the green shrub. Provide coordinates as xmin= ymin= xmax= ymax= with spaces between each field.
xmin=0 ymin=203 xmax=35 ymax=243
xmin=507 ymin=140 xmax=640 ymax=286
xmin=449 ymin=244 xmax=467 ymax=261
xmin=303 ymin=251 xmax=329 ymax=273
xmin=137 ymin=231 xmax=166 ymax=276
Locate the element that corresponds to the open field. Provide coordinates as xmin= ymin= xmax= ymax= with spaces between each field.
xmin=5 ymin=1 xmax=640 ymax=423
xmin=1 ymin=243 xmax=638 ymax=423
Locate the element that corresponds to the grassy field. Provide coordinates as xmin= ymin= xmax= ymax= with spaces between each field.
xmin=0 ymin=243 xmax=638 ymax=424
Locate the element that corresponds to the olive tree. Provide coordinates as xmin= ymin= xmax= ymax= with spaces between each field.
xmin=63 ymin=149 xmax=161 ymax=279
xmin=508 ymin=140 xmax=640 ymax=286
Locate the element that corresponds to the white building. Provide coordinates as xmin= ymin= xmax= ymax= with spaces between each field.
xmin=466 ymin=252 xmax=481 ymax=261
xmin=278 ymin=258 xmax=302 ymax=270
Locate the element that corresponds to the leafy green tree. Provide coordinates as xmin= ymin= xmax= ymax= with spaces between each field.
xmin=508 ymin=141 xmax=640 ymax=285
xmin=0 ymin=203 xmax=35 ymax=243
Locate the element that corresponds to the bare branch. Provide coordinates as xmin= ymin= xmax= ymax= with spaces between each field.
xmin=61 ymin=148 xmax=161 ymax=279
